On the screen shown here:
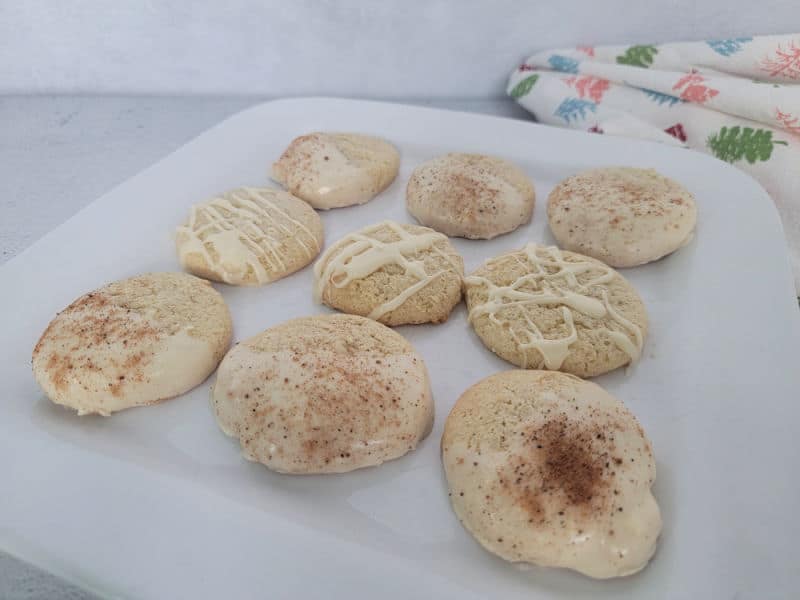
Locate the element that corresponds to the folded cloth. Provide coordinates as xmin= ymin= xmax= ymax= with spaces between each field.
xmin=508 ymin=33 xmax=800 ymax=291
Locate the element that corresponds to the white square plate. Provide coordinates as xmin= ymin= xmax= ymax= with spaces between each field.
xmin=2 ymin=98 xmax=799 ymax=599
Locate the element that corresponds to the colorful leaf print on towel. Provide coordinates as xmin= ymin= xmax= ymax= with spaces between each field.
xmin=642 ymin=88 xmax=684 ymax=107
xmin=665 ymin=123 xmax=687 ymax=142
xmin=707 ymin=37 xmax=753 ymax=56
xmin=776 ymin=109 xmax=800 ymax=134
xmin=564 ymin=76 xmax=610 ymax=103
xmin=673 ymin=72 xmax=719 ymax=103
xmin=554 ymin=98 xmax=596 ymax=123
xmin=510 ymin=74 xmax=539 ymax=99
xmin=616 ymin=45 xmax=658 ymax=68
xmin=548 ymin=55 xmax=580 ymax=73
xmin=707 ymin=126 xmax=788 ymax=164
xmin=509 ymin=33 xmax=800 ymax=290
xmin=760 ymin=41 xmax=800 ymax=80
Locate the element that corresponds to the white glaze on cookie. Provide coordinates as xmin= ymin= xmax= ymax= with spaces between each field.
xmin=406 ymin=153 xmax=535 ymax=239
xmin=442 ymin=370 xmax=662 ymax=578
xmin=546 ymin=167 xmax=697 ymax=267
xmin=272 ymin=133 xmax=400 ymax=209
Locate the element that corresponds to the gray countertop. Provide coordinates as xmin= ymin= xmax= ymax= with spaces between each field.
xmin=0 ymin=95 xmax=529 ymax=599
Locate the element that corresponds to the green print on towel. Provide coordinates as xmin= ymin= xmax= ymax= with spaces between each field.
xmin=616 ymin=45 xmax=658 ymax=68
xmin=706 ymin=126 xmax=788 ymax=164
xmin=510 ymin=75 xmax=539 ymax=99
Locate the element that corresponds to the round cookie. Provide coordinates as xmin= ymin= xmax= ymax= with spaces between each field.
xmin=32 ymin=272 xmax=232 ymax=416
xmin=175 ymin=187 xmax=323 ymax=286
xmin=464 ymin=244 xmax=647 ymax=377
xmin=406 ymin=153 xmax=535 ymax=239
xmin=271 ymin=132 xmax=400 ymax=209
xmin=547 ymin=167 xmax=697 ymax=267
xmin=313 ymin=220 xmax=464 ymax=326
xmin=211 ymin=314 xmax=434 ymax=474
xmin=442 ymin=370 xmax=662 ymax=579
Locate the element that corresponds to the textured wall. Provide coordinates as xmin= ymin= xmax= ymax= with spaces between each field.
xmin=1 ymin=0 xmax=796 ymax=97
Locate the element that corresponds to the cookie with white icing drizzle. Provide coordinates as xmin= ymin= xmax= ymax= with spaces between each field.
xmin=464 ymin=244 xmax=647 ymax=377
xmin=175 ymin=187 xmax=323 ymax=286
xmin=313 ymin=220 xmax=464 ymax=326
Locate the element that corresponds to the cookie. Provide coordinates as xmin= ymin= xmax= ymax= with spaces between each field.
xmin=464 ymin=244 xmax=647 ymax=377
xmin=175 ymin=187 xmax=323 ymax=286
xmin=211 ymin=314 xmax=434 ymax=474
xmin=271 ymin=132 xmax=400 ymax=209
xmin=406 ymin=153 xmax=535 ymax=239
xmin=32 ymin=273 xmax=232 ymax=416
xmin=313 ymin=220 xmax=464 ymax=326
xmin=442 ymin=370 xmax=662 ymax=578
xmin=547 ymin=167 xmax=697 ymax=267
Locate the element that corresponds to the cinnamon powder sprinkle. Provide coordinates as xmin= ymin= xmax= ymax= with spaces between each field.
xmin=502 ymin=413 xmax=613 ymax=522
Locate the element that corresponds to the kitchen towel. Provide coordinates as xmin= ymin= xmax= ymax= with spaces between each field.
xmin=508 ymin=33 xmax=800 ymax=291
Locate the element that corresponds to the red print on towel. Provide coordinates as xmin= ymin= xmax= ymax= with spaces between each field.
xmin=519 ymin=63 xmax=536 ymax=72
xmin=664 ymin=123 xmax=687 ymax=142
xmin=776 ymin=108 xmax=800 ymax=134
xmin=672 ymin=72 xmax=719 ymax=103
xmin=576 ymin=45 xmax=595 ymax=58
xmin=564 ymin=76 xmax=610 ymax=103
xmin=760 ymin=42 xmax=800 ymax=80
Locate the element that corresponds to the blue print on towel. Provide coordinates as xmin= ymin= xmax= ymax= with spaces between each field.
xmin=706 ymin=37 xmax=753 ymax=57
xmin=548 ymin=54 xmax=580 ymax=73
xmin=642 ymin=88 xmax=685 ymax=107
xmin=554 ymin=98 xmax=596 ymax=123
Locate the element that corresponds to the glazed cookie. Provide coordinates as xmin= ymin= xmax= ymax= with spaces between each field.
xmin=32 ymin=273 xmax=232 ymax=416
xmin=211 ymin=314 xmax=434 ymax=474
xmin=464 ymin=244 xmax=647 ymax=377
xmin=406 ymin=153 xmax=535 ymax=239
xmin=547 ymin=167 xmax=697 ymax=267
xmin=175 ymin=187 xmax=323 ymax=286
xmin=313 ymin=220 xmax=464 ymax=326
xmin=271 ymin=132 xmax=400 ymax=209
xmin=442 ymin=370 xmax=662 ymax=579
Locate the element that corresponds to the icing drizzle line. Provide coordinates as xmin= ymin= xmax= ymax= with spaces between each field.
xmin=313 ymin=221 xmax=461 ymax=320
xmin=464 ymin=244 xmax=643 ymax=369
xmin=176 ymin=187 xmax=320 ymax=284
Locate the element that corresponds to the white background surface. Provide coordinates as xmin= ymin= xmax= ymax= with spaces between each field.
xmin=2 ymin=98 xmax=799 ymax=599
xmin=2 ymin=1 xmax=798 ymax=97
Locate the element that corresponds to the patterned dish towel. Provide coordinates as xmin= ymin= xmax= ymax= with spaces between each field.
xmin=508 ymin=33 xmax=800 ymax=291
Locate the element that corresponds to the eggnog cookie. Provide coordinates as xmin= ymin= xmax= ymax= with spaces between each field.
xmin=406 ymin=153 xmax=535 ymax=239
xmin=464 ymin=244 xmax=647 ymax=377
xmin=211 ymin=314 xmax=433 ymax=474
xmin=442 ymin=370 xmax=662 ymax=579
xmin=313 ymin=220 xmax=464 ymax=326
xmin=547 ymin=167 xmax=696 ymax=267
xmin=272 ymin=132 xmax=400 ymax=209
xmin=175 ymin=187 xmax=323 ymax=286
xmin=32 ymin=273 xmax=232 ymax=416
